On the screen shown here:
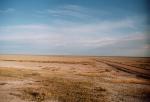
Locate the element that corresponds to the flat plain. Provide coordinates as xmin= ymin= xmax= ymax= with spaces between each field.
xmin=0 ymin=55 xmax=150 ymax=102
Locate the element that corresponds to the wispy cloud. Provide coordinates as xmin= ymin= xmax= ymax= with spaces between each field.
xmin=36 ymin=4 xmax=107 ymax=19
xmin=0 ymin=25 xmax=148 ymax=56
xmin=0 ymin=17 xmax=147 ymax=48
xmin=0 ymin=1 xmax=148 ymax=56
xmin=0 ymin=6 xmax=148 ymax=56
xmin=0 ymin=8 xmax=15 ymax=14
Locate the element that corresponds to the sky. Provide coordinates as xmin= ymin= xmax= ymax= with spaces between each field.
xmin=0 ymin=0 xmax=149 ymax=56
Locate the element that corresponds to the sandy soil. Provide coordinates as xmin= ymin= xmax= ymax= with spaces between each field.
xmin=0 ymin=55 xmax=150 ymax=102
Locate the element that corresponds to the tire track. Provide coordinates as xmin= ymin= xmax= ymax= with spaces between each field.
xmin=95 ymin=59 xmax=150 ymax=79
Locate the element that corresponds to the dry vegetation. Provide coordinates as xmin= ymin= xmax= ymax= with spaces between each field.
xmin=21 ymin=77 xmax=108 ymax=102
xmin=0 ymin=55 xmax=150 ymax=102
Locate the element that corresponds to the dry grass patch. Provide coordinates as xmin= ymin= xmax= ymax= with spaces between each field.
xmin=111 ymin=77 xmax=150 ymax=85
xmin=21 ymin=77 xmax=108 ymax=102
xmin=76 ymin=73 xmax=101 ymax=77
xmin=117 ymin=86 xmax=150 ymax=99
xmin=76 ymin=69 xmax=111 ymax=78
xmin=0 ymin=67 xmax=40 ymax=78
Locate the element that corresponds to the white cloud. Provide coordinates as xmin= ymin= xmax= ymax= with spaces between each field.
xmin=64 ymin=19 xmax=135 ymax=34
xmin=0 ymin=16 xmax=149 ymax=56
xmin=0 ymin=17 xmax=147 ymax=49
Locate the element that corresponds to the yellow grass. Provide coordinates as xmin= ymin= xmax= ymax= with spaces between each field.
xmin=0 ymin=55 xmax=150 ymax=102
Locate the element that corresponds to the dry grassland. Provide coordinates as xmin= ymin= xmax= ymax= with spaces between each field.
xmin=0 ymin=55 xmax=150 ymax=102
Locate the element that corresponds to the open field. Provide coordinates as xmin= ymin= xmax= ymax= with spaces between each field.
xmin=0 ymin=55 xmax=150 ymax=102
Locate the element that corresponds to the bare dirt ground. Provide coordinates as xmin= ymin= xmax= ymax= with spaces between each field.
xmin=0 ymin=55 xmax=150 ymax=102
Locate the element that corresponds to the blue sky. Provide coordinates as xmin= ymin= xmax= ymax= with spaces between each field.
xmin=0 ymin=0 xmax=149 ymax=56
